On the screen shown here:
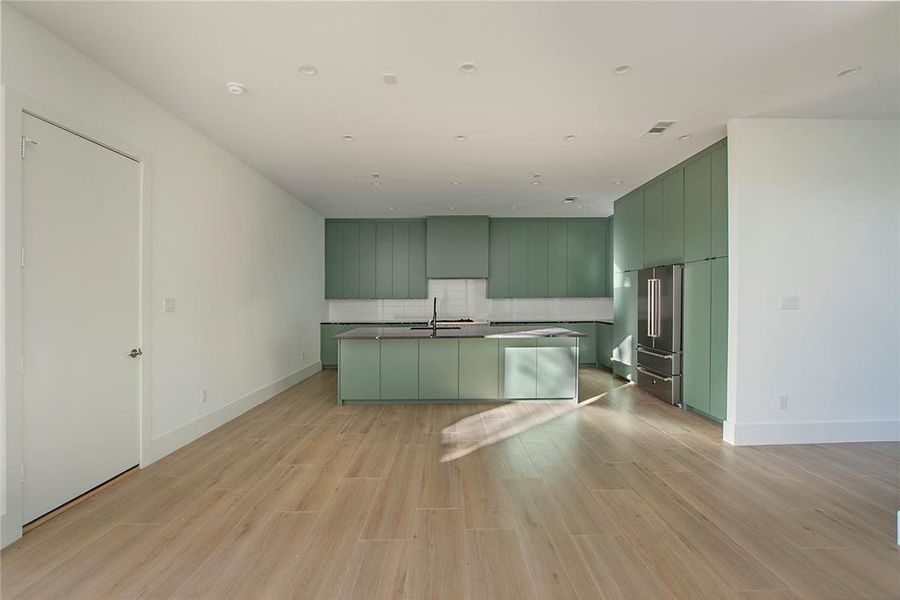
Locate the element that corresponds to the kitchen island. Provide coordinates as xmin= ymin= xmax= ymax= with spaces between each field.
xmin=334 ymin=325 xmax=585 ymax=404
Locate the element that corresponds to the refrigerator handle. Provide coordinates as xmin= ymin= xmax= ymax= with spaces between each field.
xmin=647 ymin=278 xmax=661 ymax=338
xmin=646 ymin=279 xmax=654 ymax=338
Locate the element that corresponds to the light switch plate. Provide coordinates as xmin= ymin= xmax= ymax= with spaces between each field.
xmin=164 ymin=297 xmax=176 ymax=313
xmin=780 ymin=296 xmax=799 ymax=310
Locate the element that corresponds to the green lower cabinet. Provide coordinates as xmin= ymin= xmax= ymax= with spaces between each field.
xmin=418 ymin=339 xmax=459 ymax=400
xmin=321 ymin=324 xmax=356 ymax=367
xmin=612 ymin=271 xmax=637 ymax=380
xmin=564 ymin=323 xmax=596 ymax=365
xmin=338 ymin=339 xmax=381 ymax=401
xmin=596 ymin=323 xmax=613 ymax=369
xmin=380 ymin=340 xmax=419 ymax=400
xmin=683 ymin=261 xmax=711 ymax=414
xmin=499 ymin=338 xmax=537 ymax=399
xmin=459 ymin=339 xmax=499 ymax=400
xmin=536 ymin=338 xmax=577 ymax=399
xmin=709 ymin=257 xmax=728 ymax=420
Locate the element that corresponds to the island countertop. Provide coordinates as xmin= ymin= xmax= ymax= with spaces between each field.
xmin=334 ymin=325 xmax=586 ymax=340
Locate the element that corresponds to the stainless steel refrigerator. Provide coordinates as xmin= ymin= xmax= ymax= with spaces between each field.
xmin=636 ymin=265 xmax=683 ymax=406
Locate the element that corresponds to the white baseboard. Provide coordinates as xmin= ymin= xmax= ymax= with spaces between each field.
xmin=147 ymin=362 xmax=321 ymax=464
xmin=723 ymin=418 xmax=900 ymax=446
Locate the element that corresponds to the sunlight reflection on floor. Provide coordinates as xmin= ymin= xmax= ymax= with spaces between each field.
xmin=439 ymin=381 xmax=633 ymax=463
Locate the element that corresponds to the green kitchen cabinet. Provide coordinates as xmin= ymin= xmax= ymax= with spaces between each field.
xmin=426 ymin=216 xmax=489 ymax=278
xmin=684 ymin=154 xmax=712 ymax=263
xmin=527 ymin=219 xmax=549 ymax=298
xmin=567 ymin=219 xmax=605 ymax=297
xmin=339 ymin=339 xmax=381 ymax=401
xmin=605 ymin=216 xmax=614 ymax=295
xmin=612 ymin=270 xmax=637 ymax=380
xmin=321 ymin=324 xmax=357 ymax=367
xmin=375 ymin=222 xmax=394 ymax=298
xmin=564 ymin=322 xmax=596 ymax=365
xmin=536 ymin=338 xmax=578 ymax=399
xmin=459 ymin=339 xmax=499 ymax=400
xmin=419 ymin=339 xmax=460 ymax=399
xmin=642 ymin=180 xmax=664 ymax=268
xmin=709 ymin=257 xmax=728 ymax=420
xmin=614 ymin=189 xmax=644 ymax=272
xmin=391 ymin=222 xmax=410 ymax=299
xmin=325 ymin=222 xmax=342 ymax=299
xmin=409 ymin=220 xmax=428 ymax=298
xmin=596 ymin=322 xmax=613 ymax=369
xmin=508 ymin=220 xmax=529 ymax=298
xmin=683 ymin=261 xmax=711 ymax=414
xmin=340 ymin=222 xmax=360 ymax=299
xmin=662 ymin=170 xmax=685 ymax=265
xmin=548 ymin=219 xmax=568 ymax=297
xmin=359 ymin=222 xmax=376 ymax=298
xmin=380 ymin=339 xmax=419 ymax=400
xmin=499 ymin=338 xmax=537 ymax=399
xmin=710 ymin=145 xmax=728 ymax=258
xmin=488 ymin=219 xmax=510 ymax=298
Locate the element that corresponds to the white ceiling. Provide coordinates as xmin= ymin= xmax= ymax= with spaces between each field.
xmin=13 ymin=1 xmax=900 ymax=218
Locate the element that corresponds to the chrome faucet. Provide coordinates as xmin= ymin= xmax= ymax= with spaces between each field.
xmin=431 ymin=297 xmax=437 ymax=337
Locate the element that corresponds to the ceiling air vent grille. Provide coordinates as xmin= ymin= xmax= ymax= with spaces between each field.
xmin=642 ymin=120 xmax=678 ymax=138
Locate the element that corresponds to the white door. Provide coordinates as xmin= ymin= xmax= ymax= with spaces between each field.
xmin=21 ymin=114 xmax=141 ymax=523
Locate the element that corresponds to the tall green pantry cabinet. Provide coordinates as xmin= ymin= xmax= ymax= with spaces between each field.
xmin=611 ymin=139 xmax=728 ymax=421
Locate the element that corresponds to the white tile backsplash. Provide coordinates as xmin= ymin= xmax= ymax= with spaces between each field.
xmin=326 ymin=279 xmax=613 ymax=323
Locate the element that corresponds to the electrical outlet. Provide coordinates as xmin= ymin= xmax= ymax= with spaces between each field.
xmin=780 ymin=296 xmax=799 ymax=310
xmin=200 ymin=389 xmax=207 ymax=404
xmin=778 ymin=395 xmax=788 ymax=410
xmin=300 ymin=352 xmax=307 ymax=362
xmin=164 ymin=297 xmax=176 ymax=313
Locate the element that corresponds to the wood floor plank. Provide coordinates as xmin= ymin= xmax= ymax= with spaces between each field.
xmin=339 ymin=539 xmax=411 ymax=600
xmin=405 ymin=509 xmax=466 ymax=600
xmin=279 ymin=433 xmax=363 ymax=511
xmin=576 ymin=534 xmax=674 ymax=600
xmin=419 ymin=433 xmax=463 ymax=509
xmin=362 ymin=444 xmax=427 ymax=539
xmin=465 ymin=529 xmax=537 ymax=600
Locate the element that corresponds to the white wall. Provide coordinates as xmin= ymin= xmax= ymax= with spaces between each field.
xmin=725 ymin=118 xmax=900 ymax=445
xmin=327 ymin=279 xmax=613 ymax=323
xmin=1 ymin=6 xmax=325 ymax=542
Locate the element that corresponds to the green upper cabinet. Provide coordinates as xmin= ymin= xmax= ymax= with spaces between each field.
xmin=684 ymin=154 xmax=712 ymax=263
xmin=613 ymin=189 xmax=644 ymax=272
xmin=426 ymin=216 xmax=489 ymax=278
xmin=710 ymin=144 xmax=728 ymax=258
xmin=527 ymin=219 xmax=549 ymax=297
xmin=488 ymin=218 xmax=609 ymax=299
xmin=325 ymin=221 xmax=342 ymax=299
xmin=408 ymin=220 xmax=428 ymax=298
xmin=359 ymin=222 xmax=376 ymax=298
xmin=508 ymin=220 xmax=529 ymax=298
xmin=325 ymin=219 xmax=426 ymax=300
xmin=661 ymin=170 xmax=685 ymax=265
xmin=567 ymin=218 xmax=606 ymax=297
xmin=642 ymin=181 xmax=664 ymax=268
xmin=548 ymin=219 xmax=568 ymax=297
xmin=488 ymin=219 xmax=510 ymax=298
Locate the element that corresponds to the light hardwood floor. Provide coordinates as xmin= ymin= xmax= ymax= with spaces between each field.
xmin=2 ymin=368 xmax=898 ymax=599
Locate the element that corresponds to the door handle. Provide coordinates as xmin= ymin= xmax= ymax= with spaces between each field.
xmin=129 ymin=348 xmax=143 ymax=358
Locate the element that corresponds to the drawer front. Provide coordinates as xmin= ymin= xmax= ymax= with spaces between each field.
xmin=637 ymin=367 xmax=681 ymax=406
xmin=636 ymin=346 xmax=680 ymax=376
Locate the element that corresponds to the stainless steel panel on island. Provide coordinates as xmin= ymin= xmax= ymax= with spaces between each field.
xmin=333 ymin=325 xmax=585 ymax=404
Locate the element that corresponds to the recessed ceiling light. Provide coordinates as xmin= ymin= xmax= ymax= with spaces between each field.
xmin=614 ymin=180 xmax=624 ymax=185
xmin=451 ymin=181 xmax=460 ymax=186
xmin=531 ymin=180 xmax=541 ymax=186
xmin=837 ymin=66 xmax=862 ymax=78
xmin=382 ymin=73 xmax=398 ymax=85
xmin=448 ymin=206 xmax=456 ymax=211
xmin=459 ymin=62 xmax=478 ymax=74
xmin=562 ymin=197 xmax=578 ymax=204
xmin=388 ymin=206 xmax=395 ymax=211
xmin=454 ymin=135 xmax=467 ymax=142
xmin=613 ymin=65 xmax=632 ymax=75
xmin=370 ymin=181 xmax=381 ymax=187
xmin=342 ymin=135 xmax=354 ymax=141
xmin=225 ymin=82 xmax=246 ymax=95
xmin=512 ymin=206 xmax=518 ymax=210
xmin=564 ymin=135 xmax=577 ymax=142
xmin=678 ymin=134 xmax=692 ymax=141
xmin=298 ymin=64 xmax=318 ymax=76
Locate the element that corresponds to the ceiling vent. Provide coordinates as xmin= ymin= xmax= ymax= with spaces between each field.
xmin=382 ymin=73 xmax=398 ymax=85
xmin=642 ymin=120 xmax=678 ymax=138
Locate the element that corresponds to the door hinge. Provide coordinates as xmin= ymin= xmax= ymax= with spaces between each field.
xmin=20 ymin=464 xmax=25 ymax=483
xmin=21 ymin=136 xmax=37 ymax=159
xmin=20 ymin=247 xmax=25 ymax=268
xmin=20 ymin=355 xmax=25 ymax=375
